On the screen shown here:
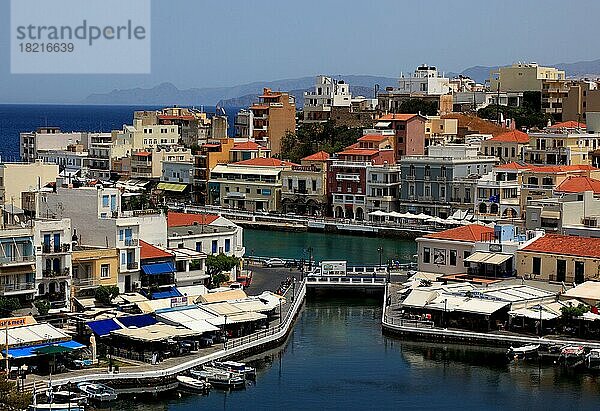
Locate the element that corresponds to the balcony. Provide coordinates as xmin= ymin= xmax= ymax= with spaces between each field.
xmin=42 ymin=267 xmax=70 ymax=279
xmin=0 ymin=255 xmax=35 ymax=266
xmin=72 ymin=277 xmax=101 ymax=289
xmin=293 ymin=188 xmax=309 ymax=194
xmin=0 ymin=282 xmax=35 ymax=295
xmin=124 ymin=238 xmax=138 ymax=247
xmin=127 ymin=262 xmax=139 ymax=270
xmin=42 ymin=243 xmax=71 ymax=254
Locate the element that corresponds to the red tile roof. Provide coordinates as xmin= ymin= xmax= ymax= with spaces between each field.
xmin=423 ymin=224 xmax=494 ymax=243
xmin=134 ymin=151 xmax=152 ymax=157
xmin=233 ymin=157 xmax=297 ymax=167
xmin=337 ymin=148 xmax=379 ymax=157
xmin=528 ymin=164 xmax=598 ymax=173
xmin=521 ymin=234 xmax=600 ymax=259
xmin=358 ymin=134 xmax=388 ymax=143
xmin=302 ymin=151 xmax=330 ymax=161
xmin=167 ymin=212 xmax=219 ymax=228
xmin=549 ymin=121 xmax=586 ymax=129
xmin=378 ymin=114 xmax=420 ymax=121
xmin=555 ymin=176 xmax=600 ymax=194
xmin=140 ymin=240 xmax=174 ymax=260
xmin=231 ymin=141 xmax=262 ymax=151
xmin=489 ymin=130 xmax=530 ymax=144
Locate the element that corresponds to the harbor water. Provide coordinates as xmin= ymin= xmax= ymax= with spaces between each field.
xmin=106 ymin=297 xmax=600 ymax=411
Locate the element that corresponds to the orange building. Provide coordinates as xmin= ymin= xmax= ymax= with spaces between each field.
xmin=250 ymin=88 xmax=296 ymax=156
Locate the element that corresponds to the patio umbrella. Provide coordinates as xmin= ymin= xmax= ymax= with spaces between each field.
xmin=33 ymin=345 xmax=74 ymax=355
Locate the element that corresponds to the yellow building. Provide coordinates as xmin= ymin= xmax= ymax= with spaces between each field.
xmin=481 ymin=130 xmax=530 ymax=163
xmin=424 ymin=116 xmax=458 ymax=146
xmin=490 ymin=63 xmax=565 ymax=92
xmin=516 ymin=234 xmax=600 ymax=283
xmin=72 ymin=246 xmax=119 ymax=295
xmin=525 ymin=127 xmax=600 ymax=166
xmin=0 ymin=160 xmax=59 ymax=208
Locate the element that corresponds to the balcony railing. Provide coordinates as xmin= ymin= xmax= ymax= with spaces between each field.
xmin=124 ymin=238 xmax=138 ymax=247
xmin=0 ymin=255 xmax=35 ymax=265
xmin=0 ymin=282 xmax=36 ymax=294
xmin=293 ymin=188 xmax=309 ymax=194
xmin=42 ymin=243 xmax=71 ymax=254
xmin=127 ymin=262 xmax=139 ymax=270
xmin=72 ymin=277 xmax=101 ymax=288
xmin=42 ymin=267 xmax=70 ymax=278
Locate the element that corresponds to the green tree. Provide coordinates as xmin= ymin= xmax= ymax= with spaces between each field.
xmin=206 ymin=253 xmax=240 ymax=287
xmin=398 ymin=98 xmax=438 ymax=116
xmin=34 ymin=299 xmax=51 ymax=316
xmin=0 ymin=297 xmax=21 ymax=318
xmin=560 ymin=303 xmax=589 ymax=322
xmin=94 ymin=285 xmax=120 ymax=305
xmin=0 ymin=374 xmax=32 ymax=411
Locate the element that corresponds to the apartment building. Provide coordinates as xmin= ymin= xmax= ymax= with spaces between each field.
xmin=480 ymin=130 xmax=529 ymax=163
xmin=399 ymin=145 xmax=497 ymax=218
xmin=424 ymin=116 xmax=458 ymax=147
xmin=234 ymin=109 xmax=254 ymax=140
xmin=0 ymin=226 xmax=36 ymax=305
xmin=525 ymin=190 xmax=600 ymax=234
xmin=489 ymin=63 xmax=565 ymax=92
xmin=373 ymin=113 xmax=426 ymax=158
xmin=208 ymin=158 xmax=295 ymax=212
xmin=20 ymin=127 xmax=87 ymax=163
xmin=562 ymin=81 xmax=600 ymax=122
xmin=525 ymin=126 xmax=600 ymax=165
xmin=281 ymin=151 xmax=329 ymax=216
xmin=71 ymin=246 xmax=119 ymax=297
xmin=0 ymin=161 xmax=59 ymax=208
xmin=130 ymin=146 xmax=193 ymax=179
xmin=229 ymin=141 xmax=271 ymax=163
xmin=249 ymin=88 xmax=296 ymax=156
xmin=303 ymin=75 xmax=352 ymax=123
xmin=191 ymin=139 xmax=236 ymax=205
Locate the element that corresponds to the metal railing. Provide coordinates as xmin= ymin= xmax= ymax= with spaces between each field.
xmin=384 ymin=316 xmax=435 ymax=328
xmin=0 ymin=255 xmax=35 ymax=265
xmin=42 ymin=267 xmax=71 ymax=278
xmin=42 ymin=243 xmax=70 ymax=254
xmin=127 ymin=262 xmax=139 ymax=270
xmin=0 ymin=282 xmax=36 ymax=294
xmin=124 ymin=238 xmax=138 ymax=247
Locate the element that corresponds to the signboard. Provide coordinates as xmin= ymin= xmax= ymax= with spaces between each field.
xmin=0 ymin=316 xmax=36 ymax=329
xmin=489 ymin=244 xmax=503 ymax=252
xmin=170 ymin=296 xmax=188 ymax=308
xmin=321 ymin=261 xmax=347 ymax=276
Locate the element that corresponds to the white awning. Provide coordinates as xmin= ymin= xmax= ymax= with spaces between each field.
xmin=182 ymin=319 xmax=220 ymax=333
xmin=375 ymin=121 xmax=392 ymax=128
xmin=464 ymin=251 xmax=511 ymax=265
xmin=541 ymin=210 xmax=560 ymax=219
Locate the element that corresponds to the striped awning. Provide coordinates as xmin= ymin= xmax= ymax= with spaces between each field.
xmin=156 ymin=182 xmax=188 ymax=192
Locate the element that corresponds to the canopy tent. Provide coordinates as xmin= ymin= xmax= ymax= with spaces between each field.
xmin=2 ymin=340 xmax=85 ymax=359
xmin=118 ymin=314 xmax=157 ymax=329
xmin=86 ymin=319 xmax=122 ymax=337
xmin=141 ymin=262 xmax=176 ymax=276
xmin=0 ymin=323 xmax=70 ymax=348
xmin=368 ymin=210 xmax=388 ymax=217
xmin=509 ymin=307 xmax=560 ymax=321
xmin=197 ymin=289 xmax=247 ymax=304
xmin=110 ymin=324 xmax=199 ymax=342
xmin=464 ymin=252 xmax=512 ymax=265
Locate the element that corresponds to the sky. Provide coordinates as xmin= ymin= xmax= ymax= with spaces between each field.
xmin=1 ymin=0 xmax=599 ymax=103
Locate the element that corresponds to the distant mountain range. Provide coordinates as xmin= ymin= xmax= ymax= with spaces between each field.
xmin=83 ymin=59 xmax=600 ymax=106
xmin=83 ymin=76 xmax=397 ymax=107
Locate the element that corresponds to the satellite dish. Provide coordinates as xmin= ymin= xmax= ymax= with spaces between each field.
xmin=13 ymin=215 xmax=20 ymax=223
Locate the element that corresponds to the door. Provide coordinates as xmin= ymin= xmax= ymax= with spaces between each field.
xmin=556 ymin=259 xmax=566 ymax=282
xmin=53 ymin=233 xmax=61 ymax=252
xmin=575 ymin=261 xmax=585 ymax=284
xmin=125 ymin=275 xmax=131 ymax=293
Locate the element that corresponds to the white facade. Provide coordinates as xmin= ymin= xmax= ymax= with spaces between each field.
xmin=161 ymin=161 xmax=194 ymax=184
xmin=33 ymin=218 xmax=73 ymax=307
xmin=20 ymin=128 xmax=87 ymax=163
xmin=366 ymin=164 xmax=401 ymax=213
xmin=396 ymin=65 xmax=450 ymax=96
xmin=304 ymin=75 xmax=352 ymax=109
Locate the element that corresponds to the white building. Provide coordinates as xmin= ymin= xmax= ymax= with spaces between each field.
xmin=20 ymin=127 xmax=87 ymax=163
xmin=303 ymin=75 xmax=352 ymax=123
xmin=396 ymin=65 xmax=451 ymax=96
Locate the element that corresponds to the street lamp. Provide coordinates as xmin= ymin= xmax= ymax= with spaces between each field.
xmin=307 ymin=246 xmax=314 ymax=271
xmin=377 ymin=246 xmax=383 ymax=268
xmin=223 ymin=314 xmax=228 ymax=350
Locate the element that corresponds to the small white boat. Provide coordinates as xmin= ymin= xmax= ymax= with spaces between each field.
xmin=177 ymin=375 xmax=212 ymax=392
xmin=507 ymin=344 xmax=540 ymax=361
xmin=586 ymin=348 xmax=600 ymax=368
xmin=77 ymin=382 xmax=117 ymax=402
xmin=557 ymin=345 xmax=586 ymax=368
xmin=51 ymin=390 xmax=88 ymax=405
xmin=191 ymin=368 xmax=245 ymax=389
xmin=211 ymin=360 xmax=256 ymax=379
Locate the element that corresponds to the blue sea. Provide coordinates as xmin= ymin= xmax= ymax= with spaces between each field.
xmin=0 ymin=104 xmax=241 ymax=161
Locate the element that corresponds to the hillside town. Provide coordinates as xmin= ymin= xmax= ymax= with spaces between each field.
xmin=5 ymin=62 xmax=600 ymax=407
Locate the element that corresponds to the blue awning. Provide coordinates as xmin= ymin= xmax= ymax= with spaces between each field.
xmin=141 ymin=262 xmax=176 ymax=276
xmin=3 ymin=341 xmax=85 ymax=359
xmin=118 ymin=314 xmax=157 ymax=328
xmin=151 ymin=287 xmax=182 ymax=300
xmin=87 ymin=318 xmax=122 ymax=337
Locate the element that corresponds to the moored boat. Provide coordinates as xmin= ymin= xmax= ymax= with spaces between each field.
xmin=191 ymin=368 xmax=246 ymax=389
xmin=557 ymin=345 xmax=586 ymax=368
xmin=176 ymin=375 xmax=212 ymax=393
xmin=507 ymin=344 xmax=540 ymax=361
xmin=586 ymin=348 xmax=600 ymax=369
xmin=77 ymin=382 xmax=117 ymax=402
xmin=29 ymin=403 xmax=85 ymax=411
xmin=211 ymin=360 xmax=256 ymax=379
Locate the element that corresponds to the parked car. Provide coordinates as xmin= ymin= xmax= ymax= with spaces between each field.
xmin=263 ymin=258 xmax=286 ymax=268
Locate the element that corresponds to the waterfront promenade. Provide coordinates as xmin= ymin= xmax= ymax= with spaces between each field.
xmin=23 ymin=280 xmax=307 ymax=392
xmin=381 ymin=283 xmax=600 ymax=350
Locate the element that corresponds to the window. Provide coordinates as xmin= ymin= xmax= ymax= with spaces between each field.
xmin=532 ymin=257 xmax=541 ymax=276
xmin=102 ymin=195 xmax=109 ymax=207
xmin=556 ymin=259 xmax=566 ymax=282
xmin=423 ymin=247 xmax=430 ymax=264
xmin=312 ymin=179 xmax=317 ymax=191
xmin=195 ymin=242 xmax=202 ymax=252
xmin=211 ymin=240 xmax=218 ymax=254
xmin=100 ymin=264 xmax=110 ymax=279
xmin=121 ymin=252 xmax=126 ymax=265
xmin=450 ymin=250 xmax=457 ymax=266
xmin=463 ymin=251 xmax=471 ymax=267
xmin=225 ymin=239 xmax=231 ymax=252
xmin=425 ymin=166 xmax=431 ymax=177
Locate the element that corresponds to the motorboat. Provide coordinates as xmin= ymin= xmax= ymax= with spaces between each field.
xmin=586 ymin=348 xmax=600 ymax=369
xmin=77 ymin=382 xmax=117 ymax=402
xmin=557 ymin=345 xmax=586 ymax=368
xmin=51 ymin=389 xmax=88 ymax=405
xmin=507 ymin=344 xmax=540 ymax=361
xmin=176 ymin=375 xmax=212 ymax=393
xmin=210 ymin=360 xmax=256 ymax=379
xmin=190 ymin=368 xmax=246 ymax=389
